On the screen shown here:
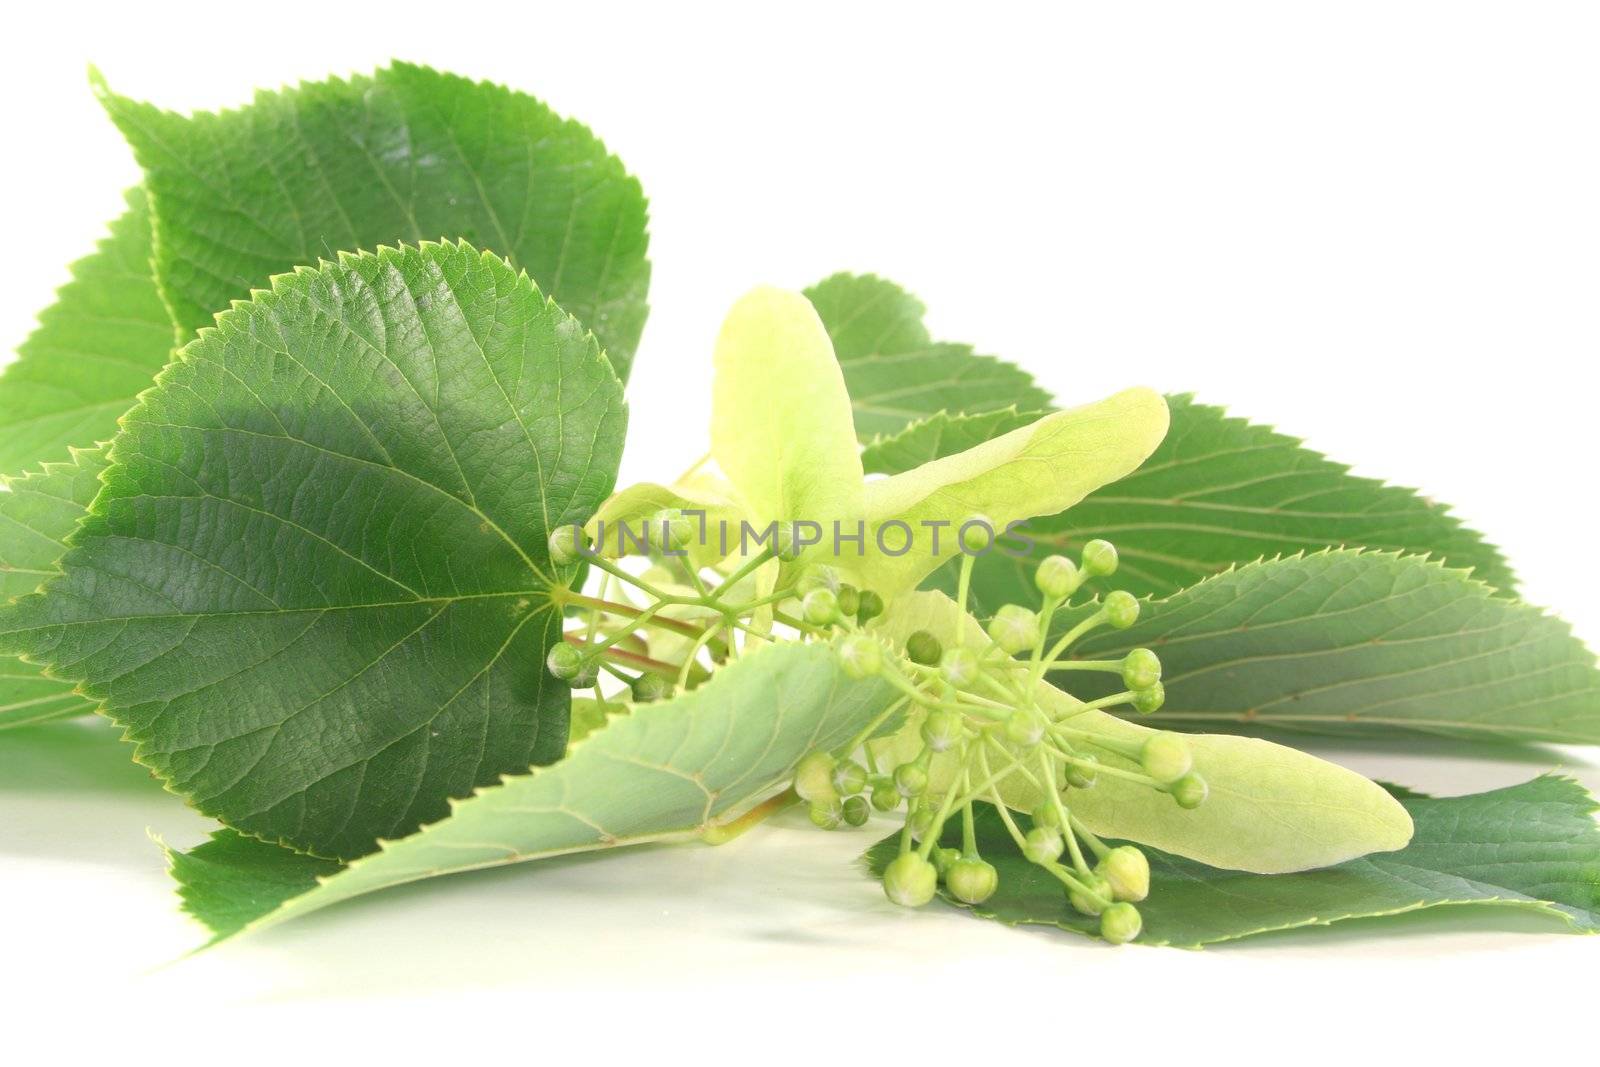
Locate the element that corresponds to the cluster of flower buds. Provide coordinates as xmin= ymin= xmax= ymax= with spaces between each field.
xmin=793 ymin=529 xmax=1202 ymax=944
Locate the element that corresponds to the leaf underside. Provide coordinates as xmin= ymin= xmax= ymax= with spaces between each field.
xmin=0 ymin=189 xmax=174 ymax=474
xmin=169 ymin=642 xmax=897 ymax=942
xmin=97 ymin=61 xmax=651 ymax=383
xmin=865 ymin=776 xmax=1600 ymax=947
xmin=804 ymin=273 xmax=1051 ymax=442
xmin=0 ymin=241 xmax=626 ymax=860
xmin=1059 ymin=549 xmax=1600 ymax=745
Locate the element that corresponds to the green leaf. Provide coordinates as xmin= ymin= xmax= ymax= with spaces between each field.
xmin=95 ymin=62 xmax=651 ymax=382
xmin=168 ymin=642 xmax=896 ymax=942
xmin=860 ymin=407 xmax=1044 ymax=476
xmin=1059 ymin=550 xmax=1600 ymax=745
xmin=875 ymin=592 xmax=1412 ymax=873
xmin=805 ymin=273 xmax=1051 ymax=441
xmin=568 ymin=695 xmax=628 ymax=746
xmin=866 ymin=777 xmax=1600 ymax=947
xmin=0 ymin=242 xmax=626 ymax=860
xmin=711 ymin=287 xmax=864 ymax=530
xmin=964 ymin=395 xmax=1518 ymax=602
xmin=0 ymin=189 xmax=174 ymax=473
xmin=0 ymin=448 xmax=108 ymax=727
xmin=854 ymin=390 xmax=1169 ymax=597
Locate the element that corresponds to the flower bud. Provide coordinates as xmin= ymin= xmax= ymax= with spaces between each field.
xmin=1068 ymin=874 xmax=1113 ymax=916
xmin=835 ymin=584 xmax=861 ymax=619
xmin=842 ymin=795 xmax=871 ymax=827
xmin=1171 ymin=771 xmax=1209 ymax=809
xmin=921 ymin=708 xmax=964 ymax=752
xmin=1140 ymin=732 xmax=1193 ymax=784
xmin=1031 ymin=802 xmax=1063 ymax=830
xmin=1035 ymin=554 xmax=1082 ymax=600
xmin=802 ymin=588 xmax=839 ymax=626
xmin=774 ymin=523 xmax=803 ymax=562
xmin=946 ymin=858 xmax=1000 ymax=904
xmin=547 ymin=524 xmax=588 ymax=566
xmin=1097 ymin=845 xmax=1150 ymax=902
xmin=653 ymin=509 xmax=697 ymax=555
xmin=988 ymin=604 xmax=1040 ymax=655
xmin=1120 ymin=647 xmax=1162 ymax=691
xmin=884 ymin=854 xmax=939 ymax=907
xmin=958 ymin=514 xmax=995 ymax=555
xmin=871 ymin=780 xmax=902 ymax=812
xmin=832 ymin=760 xmax=868 ymax=796
xmin=809 ymin=800 xmax=842 ymax=830
xmin=1022 ymin=826 xmax=1064 ymax=864
xmin=1081 ymin=539 xmax=1118 ymax=577
xmin=1103 ymin=590 xmax=1140 ymax=629
xmin=932 ymin=846 xmax=961 ymax=876
xmin=894 ymin=762 xmax=929 ymax=798
xmin=904 ymin=630 xmax=944 ymax=666
xmin=940 ymin=647 xmax=981 ymax=688
xmin=794 ymin=751 xmax=838 ymax=802
xmin=1131 ymin=682 xmax=1165 ymax=715
xmin=908 ymin=806 xmax=936 ymax=840
xmin=1004 ymin=708 xmax=1046 ymax=747
xmin=630 ymin=672 xmax=673 ymax=704
xmin=856 ymin=589 xmax=885 ymax=624
xmin=545 ymin=641 xmax=585 ymax=681
xmin=797 ymin=565 xmax=839 ymax=596
xmin=1063 ymin=754 xmax=1098 ymax=789
xmin=838 ymin=634 xmax=882 ymax=679
xmin=1099 ymin=901 xmax=1143 ymax=944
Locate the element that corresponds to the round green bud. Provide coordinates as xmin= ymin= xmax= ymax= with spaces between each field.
xmin=883 ymin=853 xmax=939 ymax=907
xmin=1141 ymin=731 xmax=1193 ymax=784
xmin=653 ymin=509 xmax=696 ymax=554
xmin=932 ymin=846 xmax=961 ymax=876
xmin=832 ymin=760 xmax=869 ymax=796
xmin=1063 ymin=754 xmax=1099 ymax=789
xmin=1103 ymin=589 xmax=1140 ymax=629
xmin=904 ymin=630 xmax=944 ymax=666
xmin=987 ymin=604 xmax=1040 ymax=655
xmin=794 ymin=751 xmax=838 ymax=802
xmin=1081 ymin=539 xmax=1119 ymax=577
xmin=908 ymin=806 xmax=936 ymax=840
xmin=547 ymin=525 xmax=588 ymax=566
xmin=842 ymin=795 xmax=871 ymax=828
xmin=1099 ymin=901 xmax=1142 ymax=944
xmin=1097 ymin=845 xmax=1150 ymax=902
xmin=940 ymin=647 xmax=981 ymax=688
xmin=958 ymin=514 xmax=996 ymax=555
xmin=1031 ymin=802 xmax=1063 ymax=830
xmin=1121 ymin=647 xmax=1162 ymax=691
xmin=921 ymin=708 xmax=964 ymax=752
xmin=802 ymin=588 xmax=840 ymax=626
xmin=894 ymin=762 xmax=929 ymax=798
xmin=1022 ymin=826 xmax=1065 ymax=864
xmin=835 ymin=584 xmax=861 ymax=619
xmin=774 ymin=524 xmax=803 ymax=562
xmin=856 ymin=589 xmax=885 ymax=624
xmin=569 ymin=661 xmax=600 ymax=689
xmin=1171 ymin=771 xmax=1209 ymax=809
xmin=809 ymin=801 xmax=843 ymax=830
xmin=838 ymin=634 xmax=882 ymax=679
xmin=1035 ymin=554 xmax=1082 ymax=600
xmin=796 ymin=565 xmax=840 ymax=596
xmin=1004 ymin=708 xmax=1046 ymax=747
xmin=630 ymin=672 xmax=673 ymax=704
xmin=1131 ymin=682 xmax=1165 ymax=715
xmin=545 ymin=641 xmax=585 ymax=681
xmin=871 ymin=781 xmax=902 ymax=812
xmin=946 ymin=858 xmax=1000 ymax=905
xmin=1068 ymin=874 xmax=1113 ymax=917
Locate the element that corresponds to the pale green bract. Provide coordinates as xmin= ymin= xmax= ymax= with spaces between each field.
xmin=0 ymin=241 xmax=627 ymax=860
xmin=874 ymin=591 xmax=1414 ymax=873
xmin=169 ymin=642 xmax=897 ymax=942
xmin=0 ymin=447 xmax=109 ymax=727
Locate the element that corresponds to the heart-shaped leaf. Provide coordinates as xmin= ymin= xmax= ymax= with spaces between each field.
xmin=0 ymin=241 xmax=626 ymax=859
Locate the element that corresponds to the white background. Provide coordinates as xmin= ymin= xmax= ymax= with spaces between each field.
xmin=2 ymin=0 xmax=1596 ymax=1058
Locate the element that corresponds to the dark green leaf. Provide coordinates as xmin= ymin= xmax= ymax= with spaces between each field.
xmin=865 ymin=776 xmax=1600 ymax=947
xmin=1061 ymin=550 xmax=1600 ymax=745
xmin=97 ymin=62 xmax=650 ymax=381
xmin=0 ymin=242 xmax=626 ymax=859
xmin=0 ymin=189 xmax=173 ymax=473
xmin=804 ymin=273 xmax=1050 ymax=441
